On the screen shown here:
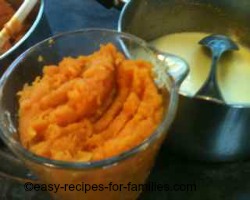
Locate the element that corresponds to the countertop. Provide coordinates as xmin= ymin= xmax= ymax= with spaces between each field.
xmin=2 ymin=0 xmax=250 ymax=199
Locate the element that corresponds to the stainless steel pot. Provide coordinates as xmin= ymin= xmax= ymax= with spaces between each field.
xmin=98 ymin=0 xmax=250 ymax=162
xmin=0 ymin=0 xmax=51 ymax=76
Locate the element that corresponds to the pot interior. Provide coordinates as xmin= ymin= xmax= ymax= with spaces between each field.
xmin=120 ymin=0 xmax=250 ymax=47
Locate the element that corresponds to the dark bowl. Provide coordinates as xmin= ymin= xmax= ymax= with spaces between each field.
xmin=0 ymin=0 xmax=51 ymax=76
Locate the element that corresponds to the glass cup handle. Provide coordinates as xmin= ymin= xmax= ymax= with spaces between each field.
xmin=0 ymin=111 xmax=37 ymax=182
xmin=0 ymin=148 xmax=37 ymax=182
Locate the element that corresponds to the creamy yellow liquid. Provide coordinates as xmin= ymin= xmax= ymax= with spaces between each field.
xmin=150 ymin=32 xmax=250 ymax=105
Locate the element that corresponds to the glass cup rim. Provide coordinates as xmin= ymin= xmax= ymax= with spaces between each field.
xmin=0 ymin=28 xmax=179 ymax=169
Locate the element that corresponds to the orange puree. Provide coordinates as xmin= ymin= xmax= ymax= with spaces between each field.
xmin=18 ymin=44 xmax=164 ymax=162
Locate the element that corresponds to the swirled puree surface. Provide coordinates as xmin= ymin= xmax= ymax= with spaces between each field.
xmin=18 ymin=44 xmax=164 ymax=162
xmin=151 ymin=32 xmax=250 ymax=104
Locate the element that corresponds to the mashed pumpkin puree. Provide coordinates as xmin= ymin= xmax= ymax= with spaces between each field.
xmin=18 ymin=44 xmax=164 ymax=162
